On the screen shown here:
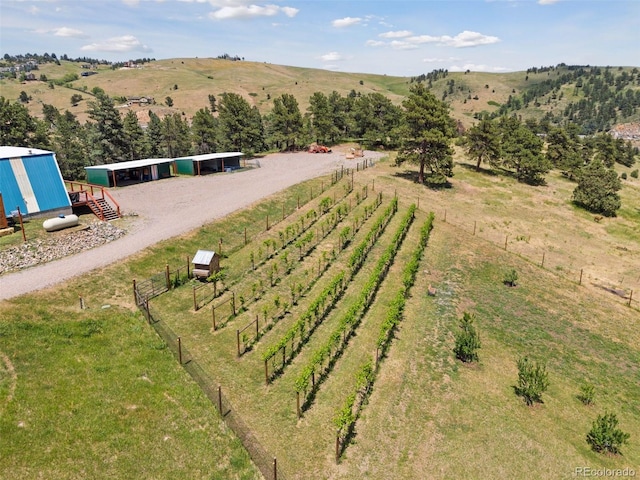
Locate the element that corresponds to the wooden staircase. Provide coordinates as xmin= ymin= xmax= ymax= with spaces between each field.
xmin=66 ymin=181 xmax=121 ymax=221
xmin=87 ymin=196 xmax=120 ymax=221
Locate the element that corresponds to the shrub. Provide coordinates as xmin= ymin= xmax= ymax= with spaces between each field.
xmin=631 ymin=169 xmax=639 ymax=179
xmin=586 ymin=412 xmax=630 ymax=455
xmin=453 ymin=312 xmax=481 ymax=363
xmin=577 ymin=383 xmax=595 ymax=405
xmin=515 ymin=357 xmax=549 ymax=406
xmin=504 ymin=269 xmax=518 ymax=287
xmin=620 ymin=172 xmax=627 ymax=180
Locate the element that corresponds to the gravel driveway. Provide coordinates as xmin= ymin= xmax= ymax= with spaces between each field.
xmin=0 ymin=150 xmax=381 ymax=301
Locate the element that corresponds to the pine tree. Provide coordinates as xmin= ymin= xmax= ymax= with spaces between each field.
xmin=396 ymin=82 xmax=456 ymax=184
xmin=573 ymin=159 xmax=622 ymax=216
xmin=453 ymin=312 xmax=481 ymax=363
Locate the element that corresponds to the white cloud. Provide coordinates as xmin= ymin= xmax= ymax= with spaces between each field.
xmin=53 ymin=27 xmax=87 ymax=38
xmin=122 ymin=0 xmax=140 ymax=6
xmin=280 ymin=6 xmax=298 ymax=17
xmin=449 ymin=63 xmax=510 ymax=72
xmin=320 ymin=52 xmax=344 ymax=62
xmin=366 ymin=40 xmax=385 ymax=47
xmin=443 ymin=31 xmax=500 ymax=47
xmin=379 ymin=30 xmax=412 ymax=39
xmin=28 ymin=5 xmax=40 ymax=15
xmin=208 ymin=4 xmax=298 ymax=20
xmin=332 ymin=17 xmax=361 ymax=28
xmin=371 ymin=30 xmax=500 ymax=49
xmin=81 ymin=35 xmax=152 ymax=53
xmin=423 ymin=56 xmax=460 ymax=63
xmin=538 ymin=0 xmax=560 ymax=4
xmin=390 ymin=40 xmax=419 ymax=50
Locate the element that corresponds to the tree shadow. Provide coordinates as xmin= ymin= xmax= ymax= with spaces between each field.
xmin=392 ymin=170 xmax=452 ymax=190
xmin=456 ymin=162 xmax=500 ymax=176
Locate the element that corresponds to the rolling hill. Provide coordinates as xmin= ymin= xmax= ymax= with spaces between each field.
xmin=2 ymin=58 xmax=639 ymax=136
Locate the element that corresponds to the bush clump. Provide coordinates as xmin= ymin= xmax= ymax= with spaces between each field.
xmin=586 ymin=412 xmax=630 ymax=455
xmin=514 ymin=356 xmax=549 ymax=406
xmin=453 ymin=312 xmax=481 ymax=363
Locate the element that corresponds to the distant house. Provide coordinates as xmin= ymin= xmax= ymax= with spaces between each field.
xmin=126 ymin=96 xmax=154 ymax=106
xmin=0 ymin=146 xmax=72 ymax=219
xmin=81 ymin=71 xmax=97 ymax=77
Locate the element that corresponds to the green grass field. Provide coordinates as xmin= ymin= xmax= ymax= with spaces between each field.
xmin=1 ymin=156 xmax=639 ymax=479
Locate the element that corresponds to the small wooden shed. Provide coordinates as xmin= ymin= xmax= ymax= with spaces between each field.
xmin=192 ymin=249 xmax=220 ymax=280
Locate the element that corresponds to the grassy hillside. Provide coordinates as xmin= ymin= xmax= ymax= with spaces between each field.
xmin=1 ymin=153 xmax=638 ymax=479
xmin=3 ymin=59 xmax=638 ymax=130
xmin=0 ymin=58 xmax=410 ymax=124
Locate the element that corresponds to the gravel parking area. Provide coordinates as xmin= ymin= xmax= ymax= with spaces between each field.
xmin=0 ymin=150 xmax=382 ymax=301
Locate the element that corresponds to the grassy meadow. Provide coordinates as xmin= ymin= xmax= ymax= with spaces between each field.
xmin=1 ymin=153 xmax=639 ymax=479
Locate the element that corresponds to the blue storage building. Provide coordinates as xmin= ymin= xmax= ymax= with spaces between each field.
xmin=0 ymin=146 xmax=72 ymax=219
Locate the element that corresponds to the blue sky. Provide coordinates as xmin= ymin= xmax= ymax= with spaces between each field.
xmin=1 ymin=0 xmax=638 ymax=76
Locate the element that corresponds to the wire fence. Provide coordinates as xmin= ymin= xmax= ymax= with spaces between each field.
xmin=137 ymin=298 xmax=287 ymax=480
xmin=439 ymin=209 xmax=638 ymax=311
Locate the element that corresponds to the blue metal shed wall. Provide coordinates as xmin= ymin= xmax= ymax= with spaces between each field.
xmin=22 ymin=154 xmax=71 ymax=212
xmin=0 ymin=159 xmax=26 ymax=215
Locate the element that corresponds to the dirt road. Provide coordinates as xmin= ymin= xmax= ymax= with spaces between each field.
xmin=0 ymin=151 xmax=381 ymax=301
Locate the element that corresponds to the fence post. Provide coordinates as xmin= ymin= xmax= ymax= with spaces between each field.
xmin=231 ymin=292 xmax=236 ymax=316
xmin=282 ymin=202 xmax=285 ymax=221
xmin=444 ymin=209 xmax=447 ymax=223
xmin=629 ymin=290 xmax=633 ymax=307
xmin=256 ymin=315 xmax=259 ymax=337
xmin=297 ymin=195 xmax=300 ymax=209
xmin=193 ymin=286 xmax=197 ymax=311
xmin=266 ymin=214 xmax=269 ymax=231
xmin=579 ymin=268 xmax=583 ymax=285
xmin=237 ymin=329 xmax=241 ymax=357
xmin=473 ymin=221 xmax=476 ymax=236
xmin=212 ymin=305 xmax=216 ymax=330
xmin=504 ymin=234 xmax=509 ymax=250
xmin=133 ymin=279 xmax=137 ymax=304
xmin=165 ymin=264 xmax=171 ymax=290
xmin=178 ymin=337 xmax=182 ymax=365
xmin=335 ymin=431 xmax=340 ymax=463
xmin=187 ymin=255 xmax=191 ymax=279
xmin=244 ymin=227 xmax=247 ymax=245
xmin=541 ymin=252 xmax=545 ymax=268
xmin=296 ymin=391 xmax=301 ymax=419
xmin=145 ymin=298 xmax=150 ymax=324
xmin=16 ymin=206 xmax=26 ymax=242
xmin=273 ymin=458 xmax=277 ymax=480
xmin=218 ymin=385 xmax=222 ymax=414
xmin=265 ymin=359 xmax=269 ymax=385
xmin=79 ymin=296 xmax=84 ymax=310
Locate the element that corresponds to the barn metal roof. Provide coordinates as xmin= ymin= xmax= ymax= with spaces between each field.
xmin=192 ymin=249 xmax=216 ymax=265
xmin=175 ymin=152 xmax=243 ymax=163
xmin=84 ymin=158 xmax=175 ymax=172
xmin=0 ymin=146 xmax=53 ymax=158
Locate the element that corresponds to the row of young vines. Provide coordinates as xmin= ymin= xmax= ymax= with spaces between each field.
xmin=294 ymin=204 xmax=417 ymax=411
xmin=262 ymin=196 xmax=399 ymax=382
xmin=333 ymin=212 xmax=435 ymax=460
xmin=237 ymin=192 xmax=385 ymax=354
